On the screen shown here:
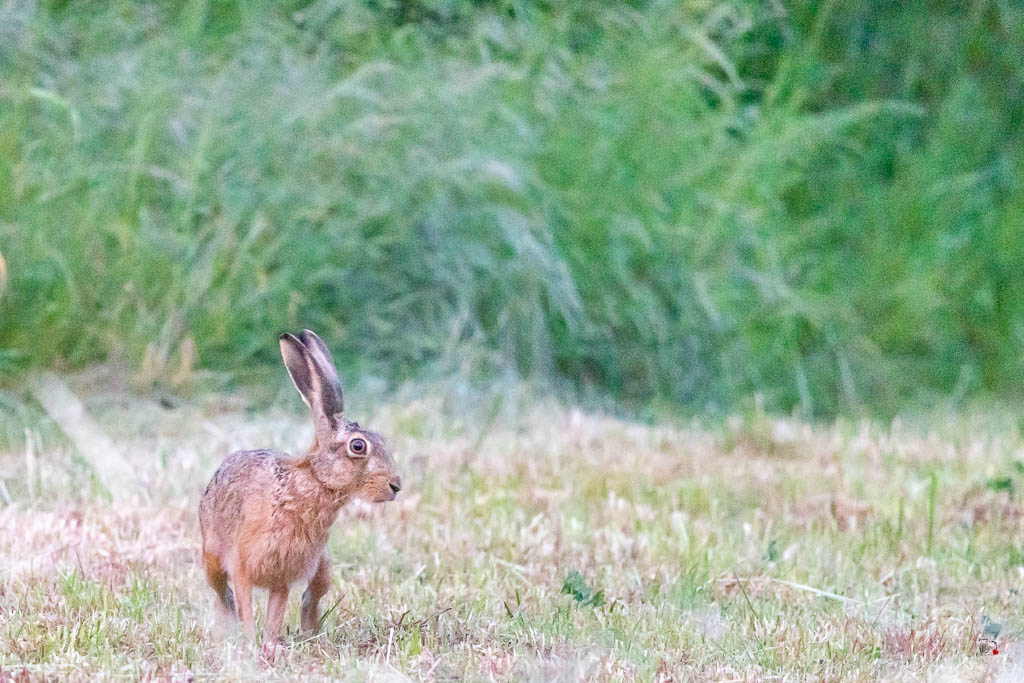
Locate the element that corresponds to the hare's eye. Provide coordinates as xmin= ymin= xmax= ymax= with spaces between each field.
xmin=348 ymin=437 xmax=368 ymax=457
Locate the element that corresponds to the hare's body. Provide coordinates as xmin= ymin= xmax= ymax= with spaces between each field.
xmin=199 ymin=331 xmax=400 ymax=643
xmin=200 ymin=450 xmax=344 ymax=587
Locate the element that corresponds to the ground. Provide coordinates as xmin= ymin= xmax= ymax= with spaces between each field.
xmin=1 ymin=381 xmax=1023 ymax=681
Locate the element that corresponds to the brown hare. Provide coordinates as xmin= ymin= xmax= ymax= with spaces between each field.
xmin=198 ymin=330 xmax=401 ymax=644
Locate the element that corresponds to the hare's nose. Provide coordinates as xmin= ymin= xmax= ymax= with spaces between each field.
xmin=389 ymin=478 xmax=402 ymax=494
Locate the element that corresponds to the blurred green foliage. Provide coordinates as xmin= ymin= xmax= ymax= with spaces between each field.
xmin=0 ymin=0 xmax=1022 ymax=416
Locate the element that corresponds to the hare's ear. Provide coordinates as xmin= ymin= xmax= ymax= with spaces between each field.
xmin=280 ymin=332 xmax=343 ymax=424
xmin=280 ymin=333 xmax=315 ymax=409
xmin=298 ymin=329 xmax=344 ymax=417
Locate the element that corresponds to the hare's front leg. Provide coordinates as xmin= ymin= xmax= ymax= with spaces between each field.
xmin=301 ymin=554 xmax=331 ymax=633
xmin=263 ymin=585 xmax=290 ymax=643
xmin=234 ymin=572 xmax=257 ymax=640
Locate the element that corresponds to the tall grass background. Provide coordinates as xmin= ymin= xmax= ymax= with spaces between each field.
xmin=0 ymin=0 xmax=1022 ymax=417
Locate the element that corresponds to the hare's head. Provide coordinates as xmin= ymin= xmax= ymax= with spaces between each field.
xmin=280 ymin=330 xmax=401 ymax=502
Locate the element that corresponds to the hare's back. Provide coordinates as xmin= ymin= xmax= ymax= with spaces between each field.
xmin=199 ymin=449 xmax=287 ymax=540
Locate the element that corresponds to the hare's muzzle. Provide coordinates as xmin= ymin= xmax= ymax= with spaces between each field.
xmin=389 ymin=477 xmax=402 ymax=495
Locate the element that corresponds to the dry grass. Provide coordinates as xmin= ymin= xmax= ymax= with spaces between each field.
xmin=2 ymin=381 xmax=1024 ymax=680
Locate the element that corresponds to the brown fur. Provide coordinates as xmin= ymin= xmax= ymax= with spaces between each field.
xmin=198 ymin=330 xmax=400 ymax=643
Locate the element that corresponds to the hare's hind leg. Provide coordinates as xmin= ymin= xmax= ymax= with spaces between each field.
xmin=301 ymin=554 xmax=331 ymax=633
xmin=203 ymin=550 xmax=236 ymax=617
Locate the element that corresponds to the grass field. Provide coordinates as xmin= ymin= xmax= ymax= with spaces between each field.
xmin=3 ymin=3 xmax=1023 ymax=679
xmin=2 ymin=375 xmax=1024 ymax=680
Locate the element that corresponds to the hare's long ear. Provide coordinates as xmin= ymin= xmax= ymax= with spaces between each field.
xmin=280 ymin=333 xmax=315 ymax=409
xmin=280 ymin=330 xmax=344 ymax=430
xmin=298 ymin=329 xmax=344 ymax=417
